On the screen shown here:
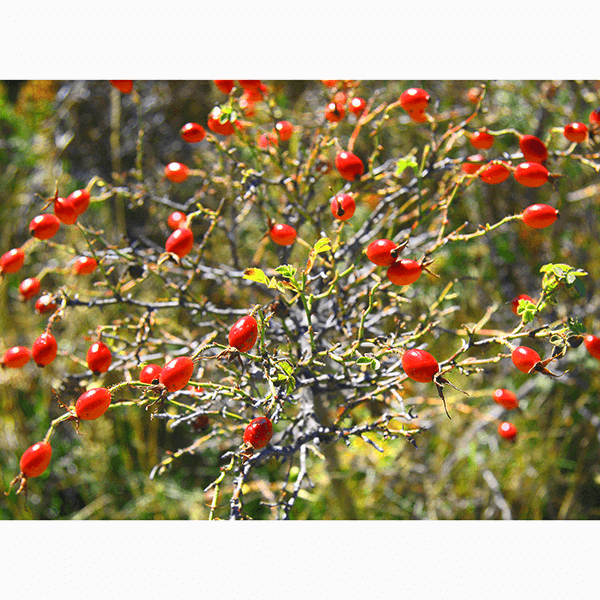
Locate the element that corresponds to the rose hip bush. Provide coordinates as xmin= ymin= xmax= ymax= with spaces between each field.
xmin=2 ymin=80 xmax=600 ymax=519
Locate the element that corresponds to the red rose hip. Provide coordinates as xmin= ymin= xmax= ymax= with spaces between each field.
xmin=75 ymin=387 xmax=112 ymax=420
xmin=32 ymin=332 xmax=58 ymax=367
xmin=335 ymin=151 xmax=364 ymax=182
xmin=521 ymin=204 xmax=559 ymax=229
xmin=86 ymin=341 xmax=112 ymax=374
xmin=563 ymin=122 xmax=588 ymax=144
xmin=19 ymin=277 xmax=41 ymax=301
xmin=165 ymin=162 xmax=189 ymax=183
xmin=269 ymin=223 xmax=297 ymax=246
xmin=493 ymin=389 xmax=519 ymax=410
xmin=399 ymin=88 xmax=430 ymax=113
xmin=20 ymin=442 xmax=52 ymax=478
xmin=498 ymin=421 xmax=518 ymax=440
xmin=244 ymin=416 xmax=273 ymax=449
xmin=160 ymin=356 xmax=195 ymax=392
xmin=2 ymin=346 xmax=32 ymax=368
xmin=402 ymin=349 xmax=439 ymax=383
xmin=366 ymin=239 xmax=399 ymax=266
xmin=330 ymin=193 xmax=356 ymax=221
xmin=386 ymin=259 xmax=423 ymax=286
xmin=180 ymin=122 xmax=206 ymax=143
xmin=514 ymin=162 xmax=549 ymax=188
xmin=0 ymin=248 xmax=25 ymax=275
xmin=29 ymin=214 xmax=61 ymax=240
xmin=519 ymin=134 xmax=548 ymax=163
xmin=140 ymin=363 xmax=163 ymax=383
xmin=229 ymin=315 xmax=259 ymax=353
xmin=166 ymin=227 xmax=194 ymax=258
xmin=584 ymin=334 xmax=600 ymax=360
xmin=511 ymin=346 xmax=541 ymax=373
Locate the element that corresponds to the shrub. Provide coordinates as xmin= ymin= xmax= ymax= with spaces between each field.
xmin=2 ymin=80 xmax=600 ymax=520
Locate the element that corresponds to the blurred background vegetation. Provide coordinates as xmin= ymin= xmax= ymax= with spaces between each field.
xmin=1 ymin=79 xmax=600 ymax=520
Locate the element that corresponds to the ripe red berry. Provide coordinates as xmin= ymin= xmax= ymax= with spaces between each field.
xmin=407 ymin=109 xmax=428 ymax=123
xmin=19 ymin=277 xmax=41 ymax=301
xmin=584 ymin=334 xmax=600 ymax=360
xmin=20 ymin=442 xmax=52 ymax=478
xmin=563 ymin=122 xmax=588 ymax=144
xmin=514 ymin=162 xmax=549 ymax=188
xmin=32 ymin=332 xmax=58 ymax=367
xmin=469 ymin=130 xmax=495 ymax=150
xmin=214 ymin=80 xmax=234 ymax=94
xmin=238 ymin=80 xmax=262 ymax=92
xmin=53 ymin=196 xmax=78 ymax=225
xmin=479 ymin=162 xmax=511 ymax=184
xmin=140 ymin=363 xmax=163 ymax=383
xmin=73 ymin=256 xmax=98 ymax=275
xmin=589 ymin=108 xmax=600 ymax=125
xmin=0 ymin=248 xmax=25 ymax=275
xmin=399 ymin=88 xmax=430 ymax=113
xmin=386 ymin=259 xmax=423 ymax=286
xmin=269 ymin=223 xmax=297 ymax=246
xmin=109 ymin=80 xmax=133 ymax=94
xmin=366 ymin=239 xmax=400 ymax=266
xmin=330 ymin=193 xmax=356 ymax=221
xmin=402 ymin=348 xmax=439 ymax=383
xmin=2 ymin=346 xmax=31 ymax=368
xmin=462 ymin=154 xmax=485 ymax=175
xmin=165 ymin=162 xmax=189 ymax=183
xmin=29 ymin=213 xmax=61 ymax=240
xmin=321 ymin=80 xmax=339 ymax=88
xmin=511 ymin=346 xmax=541 ymax=374
xmin=519 ymin=134 xmax=548 ymax=163
xmin=207 ymin=107 xmax=237 ymax=136
xmin=165 ymin=227 xmax=194 ymax=258
xmin=35 ymin=294 xmax=58 ymax=314
xmin=67 ymin=189 xmax=91 ymax=215
xmin=243 ymin=416 xmax=273 ymax=449
xmin=228 ymin=315 xmax=259 ymax=353
xmin=522 ymin=204 xmax=559 ymax=229
xmin=335 ymin=151 xmax=364 ymax=182
xmin=349 ymin=97 xmax=367 ymax=117
xmin=180 ymin=122 xmax=206 ymax=143
xmin=167 ymin=211 xmax=187 ymax=230
xmin=75 ymin=387 xmax=112 ymax=420
xmin=258 ymin=132 xmax=278 ymax=149
xmin=325 ymin=101 xmax=345 ymax=122
xmin=160 ymin=356 xmax=195 ymax=392
xmin=498 ymin=421 xmax=517 ymax=440
xmin=511 ymin=294 xmax=534 ymax=315
xmin=493 ymin=389 xmax=519 ymax=410
xmin=239 ymin=94 xmax=257 ymax=118
xmin=275 ymin=120 xmax=294 ymax=141
xmin=86 ymin=341 xmax=112 ymax=375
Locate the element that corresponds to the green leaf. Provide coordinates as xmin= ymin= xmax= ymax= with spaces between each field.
xmin=314 ymin=237 xmax=331 ymax=254
xmin=275 ymin=265 xmax=297 ymax=280
xmin=574 ymin=277 xmax=586 ymax=298
xmin=395 ymin=157 xmax=418 ymax=177
xmin=243 ymin=267 xmax=269 ymax=285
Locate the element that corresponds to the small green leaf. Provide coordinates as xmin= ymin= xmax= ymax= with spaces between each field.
xmin=243 ymin=267 xmax=269 ymax=285
xmin=275 ymin=265 xmax=297 ymax=280
xmin=395 ymin=157 xmax=418 ymax=177
xmin=314 ymin=237 xmax=331 ymax=254
xmin=574 ymin=277 xmax=586 ymax=298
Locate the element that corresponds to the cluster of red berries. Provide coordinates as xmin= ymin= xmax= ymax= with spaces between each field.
xmin=365 ymin=239 xmax=425 ymax=286
xmin=8 ymin=308 xmax=272 ymax=494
